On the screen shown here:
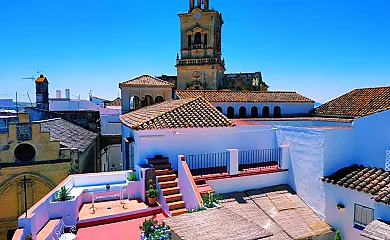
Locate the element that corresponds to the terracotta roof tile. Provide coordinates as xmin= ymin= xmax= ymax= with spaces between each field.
xmin=119 ymin=75 xmax=174 ymax=88
xmin=314 ymin=86 xmax=390 ymax=117
xmin=119 ymin=97 xmax=235 ymax=130
xmin=361 ymin=219 xmax=390 ymax=240
xmin=104 ymin=97 xmax=121 ymax=107
xmin=176 ymin=90 xmax=314 ymax=103
xmin=322 ymin=164 xmax=390 ymax=204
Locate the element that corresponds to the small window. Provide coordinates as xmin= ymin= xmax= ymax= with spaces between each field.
xmin=195 ymin=32 xmax=202 ymax=44
xmin=354 ymin=204 xmax=374 ymax=227
xmin=14 ymin=143 xmax=36 ymax=161
xmin=188 ymin=35 xmax=192 ymax=48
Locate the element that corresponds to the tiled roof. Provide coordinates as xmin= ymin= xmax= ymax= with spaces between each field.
xmin=38 ymin=118 xmax=98 ymax=152
xmin=361 ymin=219 xmax=390 ymax=240
xmin=104 ymin=97 xmax=121 ymax=107
xmin=321 ymin=164 xmax=390 ymax=204
xmin=176 ymin=90 xmax=314 ymax=103
xmin=35 ymin=74 xmax=47 ymax=83
xmin=119 ymin=75 xmax=174 ymax=88
xmin=119 ymin=97 xmax=235 ymax=130
xmin=314 ymin=86 xmax=390 ymax=117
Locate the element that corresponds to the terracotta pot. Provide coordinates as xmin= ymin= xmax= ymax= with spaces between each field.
xmin=148 ymin=197 xmax=157 ymax=206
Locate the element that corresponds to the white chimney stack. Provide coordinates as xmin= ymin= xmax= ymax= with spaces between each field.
xmin=56 ymin=90 xmax=61 ymax=98
xmin=65 ymin=89 xmax=70 ymax=99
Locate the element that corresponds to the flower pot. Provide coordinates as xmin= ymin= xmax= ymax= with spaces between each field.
xmin=148 ymin=197 xmax=157 ymax=206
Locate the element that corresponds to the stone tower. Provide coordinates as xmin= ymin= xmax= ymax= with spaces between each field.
xmin=176 ymin=0 xmax=225 ymax=90
xmin=35 ymin=74 xmax=49 ymax=110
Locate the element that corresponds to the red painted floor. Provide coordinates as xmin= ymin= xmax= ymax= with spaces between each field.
xmin=76 ymin=213 xmax=166 ymax=240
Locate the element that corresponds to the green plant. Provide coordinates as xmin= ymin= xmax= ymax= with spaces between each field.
xmin=188 ymin=206 xmax=206 ymax=213
xmin=334 ymin=230 xmax=342 ymax=240
xmin=127 ymin=172 xmax=138 ymax=181
xmin=54 ymin=186 xmax=71 ymax=202
xmin=25 ymin=234 xmax=32 ymax=240
xmin=202 ymin=191 xmax=221 ymax=208
xmin=146 ymin=179 xmax=159 ymax=198
xmin=139 ymin=216 xmax=172 ymax=240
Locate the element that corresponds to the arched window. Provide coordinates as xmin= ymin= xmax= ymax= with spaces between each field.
xmin=204 ymin=33 xmax=208 ymax=46
xmin=251 ymin=106 xmax=259 ymax=118
xmin=262 ymin=106 xmax=270 ymax=118
xmin=274 ymin=106 xmax=281 ymax=117
xmin=227 ymin=107 xmax=234 ymax=118
xmin=188 ymin=35 xmax=192 ymax=48
xmin=14 ymin=144 xmax=36 ymax=161
xmin=216 ymin=106 xmax=222 ymax=112
xmin=142 ymin=95 xmax=153 ymax=107
xmin=239 ymin=107 xmax=247 ymax=118
xmin=155 ymin=96 xmax=164 ymax=104
xmin=195 ymin=32 xmax=202 ymax=44
xmin=131 ymin=96 xmax=140 ymax=110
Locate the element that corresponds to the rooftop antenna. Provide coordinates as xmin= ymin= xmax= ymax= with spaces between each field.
xmin=22 ymin=75 xmax=35 ymax=81
xmin=27 ymin=92 xmax=33 ymax=107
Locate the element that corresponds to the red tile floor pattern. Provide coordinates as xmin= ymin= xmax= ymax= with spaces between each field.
xmin=76 ymin=213 xmax=166 ymax=240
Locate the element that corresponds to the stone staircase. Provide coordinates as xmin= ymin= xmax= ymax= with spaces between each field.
xmin=147 ymin=156 xmax=187 ymax=216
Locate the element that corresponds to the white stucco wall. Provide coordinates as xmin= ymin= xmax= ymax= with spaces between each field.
xmin=49 ymin=99 xmax=100 ymax=111
xmin=212 ymin=102 xmax=314 ymax=117
xmin=374 ymin=202 xmax=390 ymax=222
xmin=127 ymin=125 xmax=278 ymax=170
xmin=276 ymin=126 xmax=326 ymax=216
xmin=324 ymin=183 xmax=374 ymax=240
xmin=206 ymin=171 xmax=289 ymax=194
xmin=354 ymin=110 xmax=390 ymax=169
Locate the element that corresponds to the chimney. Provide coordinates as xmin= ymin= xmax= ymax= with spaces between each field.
xmin=56 ymin=90 xmax=61 ymax=98
xmin=35 ymin=74 xmax=49 ymax=111
xmin=65 ymin=89 xmax=70 ymax=99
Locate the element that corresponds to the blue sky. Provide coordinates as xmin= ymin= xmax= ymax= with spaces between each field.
xmin=0 ymin=0 xmax=389 ymax=103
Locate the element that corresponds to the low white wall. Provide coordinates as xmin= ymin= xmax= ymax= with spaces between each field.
xmin=324 ymin=183 xmax=374 ymax=240
xmin=73 ymin=171 xmax=128 ymax=187
xmin=178 ymin=156 xmax=201 ymax=210
xmin=206 ymin=171 xmax=289 ymax=194
xmin=135 ymin=126 xmax=278 ymax=170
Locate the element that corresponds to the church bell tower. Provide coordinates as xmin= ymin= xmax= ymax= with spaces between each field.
xmin=176 ymin=0 xmax=225 ymax=90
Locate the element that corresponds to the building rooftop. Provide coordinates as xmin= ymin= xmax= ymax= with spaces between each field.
xmin=104 ymin=97 xmax=121 ymax=107
xmin=164 ymin=185 xmax=333 ymax=240
xmin=120 ymin=97 xmax=235 ymax=130
xmin=314 ymin=86 xmax=390 ymax=118
xmin=321 ymin=164 xmax=390 ymax=204
xmin=37 ymin=118 xmax=98 ymax=152
xmin=35 ymin=74 xmax=47 ymax=83
xmin=176 ymin=90 xmax=314 ymax=103
xmin=361 ymin=219 xmax=390 ymax=240
xmin=119 ymin=75 xmax=174 ymax=88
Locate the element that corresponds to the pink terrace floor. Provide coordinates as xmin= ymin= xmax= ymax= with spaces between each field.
xmin=76 ymin=213 xmax=166 ymax=240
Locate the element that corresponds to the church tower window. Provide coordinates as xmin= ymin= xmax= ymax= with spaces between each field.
xmin=204 ymin=34 xmax=208 ymax=46
xmin=194 ymin=32 xmax=202 ymax=44
xmin=188 ymin=35 xmax=192 ymax=48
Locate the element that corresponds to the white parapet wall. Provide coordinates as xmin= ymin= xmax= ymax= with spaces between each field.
xmin=206 ymin=171 xmax=289 ymax=194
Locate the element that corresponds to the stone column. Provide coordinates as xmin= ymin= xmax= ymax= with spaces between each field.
xmin=227 ymin=149 xmax=239 ymax=175
xmin=190 ymin=0 xmax=194 ymax=10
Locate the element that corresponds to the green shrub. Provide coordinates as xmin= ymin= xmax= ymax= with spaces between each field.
xmin=127 ymin=172 xmax=138 ymax=181
xmin=334 ymin=230 xmax=342 ymax=240
xmin=54 ymin=186 xmax=71 ymax=202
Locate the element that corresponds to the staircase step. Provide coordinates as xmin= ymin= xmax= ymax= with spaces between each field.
xmin=168 ymin=201 xmax=186 ymax=211
xmin=152 ymin=163 xmax=172 ymax=170
xmin=170 ymin=208 xmax=187 ymax=216
xmin=155 ymin=169 xmax=174 ymax=176
xmin=157 ymin=174 xmax=177 ymax=182
xmin=159 ymin=180 xmax=178 ymax=189
xmin=147 ymin=158 xmax=170 ymax=165
xmin=162 ymin=187 xmax=180 ymax=195
xmin=165 ymin=193 xmax=183 ymax=203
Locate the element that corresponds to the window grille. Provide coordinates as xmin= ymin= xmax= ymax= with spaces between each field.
xmin=354 ymin=204 xmax=374 ymax=227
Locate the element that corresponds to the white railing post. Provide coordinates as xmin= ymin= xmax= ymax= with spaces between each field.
xmin=227 ymin=149 xmax=239 ymax=175
xmin=281 ymin=146 xmax=290 ymax=170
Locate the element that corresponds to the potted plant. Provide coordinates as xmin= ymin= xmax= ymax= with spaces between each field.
xmin=54 ymin=186 xmax=72 ymax=202
xmin=202 ymin=190 xmax=221 ymax=209
xmin=25 ymin=234 xmax=33 ymax=240
xmin=334 ymin=230 xmax=342 ymax=240
xmin=146 ymin=179 xmax=159 ymax=206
